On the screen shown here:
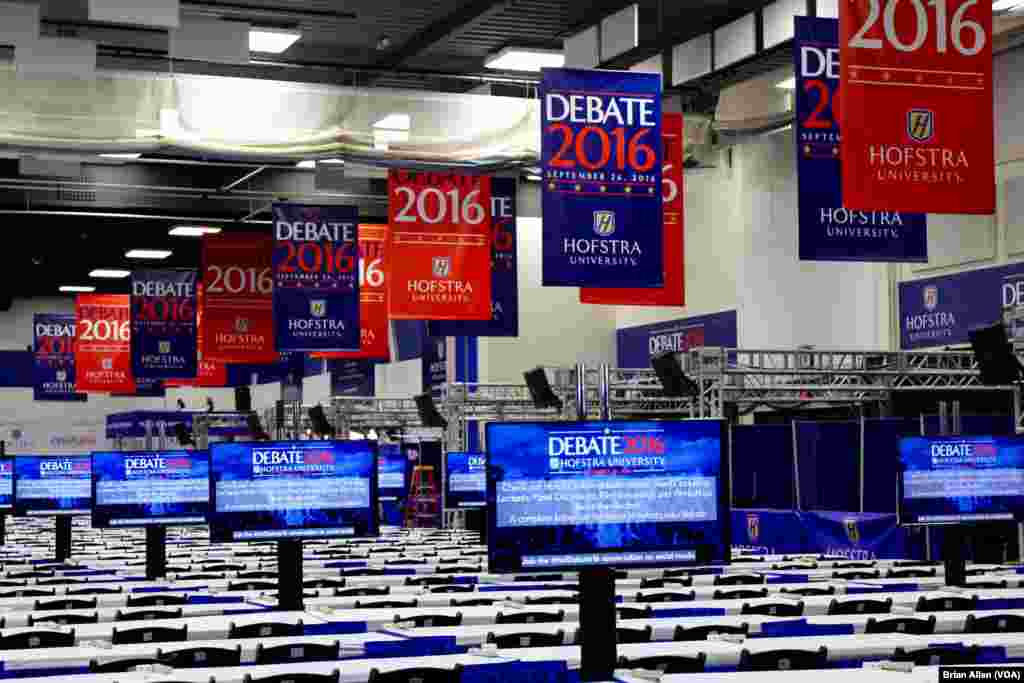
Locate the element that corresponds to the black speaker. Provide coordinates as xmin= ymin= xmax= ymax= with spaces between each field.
xmin=414 ymin=393 xmax=447 ymax=429
xmin=308 ymin=405 xmax=335 ymax=437
xmin=172 ymin=423 xmax=194 ymax=447
xmin=650 ymin=351 xmax=699 ymax=397
xmin=235 ymin=386 xmax=252 ymax=412
xmin=524 ymin=367 xmax=563 ymax=410
xmin=969 ymin=323 xmax=1022 ymax=385
xmin=247 ymin=414 xmax=270 ymax=441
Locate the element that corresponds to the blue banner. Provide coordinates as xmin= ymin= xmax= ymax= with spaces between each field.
xmin=331 ymin=359 xmax=375 ymax=396
xmin=428 ymin=177 xmax=518 ymax=337
xmin=733 ymin=509 xmax=909 ymax=559
xmin=794 ymin=17 xmax=927 ymax=263
xmin=130 ymin=269 xmax=198 ymax=379
xmin=616 ymin=310 xmax=738 ymax=368
xmin=33 ymin=313 xmax=85 ymax=402
xmin=272 ymin=203 xmax=360 ymax=352
xmin=421 ymin=336 xmax=447 ymax=398
xmin=540 ymin=68 xmax=663 ymax=287
xmin=899 ymin=262 xmax=1024 ymax=349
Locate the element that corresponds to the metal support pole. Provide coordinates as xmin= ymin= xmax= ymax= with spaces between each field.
xmin=938 ymin=401 xmax=949 ymax=436
xmin=277 ymin=539 xmax=304 ymax=611
xmin=792 ymin=421 xmax=801 ymax=511
xmin=952 ymin=400 xmax=962 ymax=436
xmin=576 ymin=363 xmax=587 ymax=421
xmin=579 ymin=566 xmax=617 ymax=682
xmin=55 ymin=516 xmax=72 ymax=562
xmin=859 ymin=412 xmax=866 ymax=513
xmin=146 ymin=526 xmax=167 ymax=580
xmin=599 ymin=364 xmax=611 ymax=421
xmin=727 ymin=424 xmax=734 ymax=507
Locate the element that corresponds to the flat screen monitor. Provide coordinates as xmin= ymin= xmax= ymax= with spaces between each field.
xmin=92 ymin=450 xmax=209 ymax=528
xmin=446 ymin=451 xmax=486 ymax=509
xmin=0 ymin=457 xmax=12 ymax=510
xmin=899 ymin=435 xmax=1024 ymax=525
xmin=14 ymin=455 xmax=92 ymax=516
xmin=378 ymin=444 xmax=407 ymax=502
xmin=209 ymin=440 xmax=378 ymax=542
xmin=487 ymin=420 xmax=729 ymax=573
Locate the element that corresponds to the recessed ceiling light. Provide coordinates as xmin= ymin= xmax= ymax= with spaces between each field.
xmin=297 ymin=159 xmax=344 ymax=169
xmin=169 ymin=226 xmax=222 ymax=237
xmin=485 ymin=47 xmax=564 ymax=72
xmin=373 ymin=113 xmax=410 ymax=130
xmin=296 ymin=160 xmax=315 ymax=169
xmin=89 ymin=269 xmax=131 ymax=279
xmin=99 ymin=153 xmax=142 ymax=160
xmin=126 ymin=249 xmax=172 ymax=259
xmin=776 ymin=77 xmax=796 ymax=89
xmin=249 ymin=28 xmax=302 ymax=54
xmin=60 ymin=285 xmax=96 ymax=293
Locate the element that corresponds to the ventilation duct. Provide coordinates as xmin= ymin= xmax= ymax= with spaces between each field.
xmin=714 ymin=65 xmax=793 ymax=142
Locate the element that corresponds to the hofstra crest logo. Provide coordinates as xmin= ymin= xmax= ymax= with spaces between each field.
xmin=593 ymin=210 xmax=616 ymax=237
xmin=55 ymin=370 xmax=67 ymax=382
xmin=547 ymin=427 xmax=666 ymax=472
xmin=101 ymin=358 xmax=113 ymax=370
xmin=844 ymin=519 xmax=861 ymax=545
xmin=747 ymin=514 xmax=760 ymax=542
xmin=907 ymin=109 xmax=935 ymax=143
xmin=235 ymin=317 xmax=250 ymax=333
xmin=310 ymin=300 xmax=327 ymax=318
xmin=923 ymin=285 xmax=938 ymax=311
xmin=432 ymin=256 xmax=451 ymax=278
xmin=468 ymin=455 xmax=486 ymax=469
xmin=158 ymin=340 xmax=172 ymax=354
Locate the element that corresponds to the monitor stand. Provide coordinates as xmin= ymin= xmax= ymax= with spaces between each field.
xmin=146 ymin=525 xmax=167 ymax=580
xmin=277 ymin=539 xmax=304 ymax=611
xmin=579 ymin=566 xmax=617 ymax=682
xmin=0 ymin=514 xmax=5 ymax=546
xmin=55 ymin=516 xmax=72 ymax=562
xmin=942 ymin=525 xmax=966 ymax=587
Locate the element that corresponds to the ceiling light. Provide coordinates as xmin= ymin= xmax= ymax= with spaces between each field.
xmin=994 ymin=0 xmax=1024 ymax=10
xmin=99 ymin=153 xmax=142 ymax=160
xmin=776 ymin=77 xmax=796 ymax=89
xmin=249 ymin=28 xmax=301 ymax=54
xmin=296 ymin=160 xmax=315 ymax=169
xmin=297 ymin=159 xmax=343 ymax=169
xmin=169 ymin=226 xmax=222 ymax=237
xmin=485 ymin=47 xmax=564 ymax=72
xmin=126 ymin=249 xmax=172 ymax=259
xmin=89 ymin=269 xmax=131 ymax=279
xmin=373 ymin=113 xmax=410 ymax=131
xmin=60 ymin=285 xmax=96 ymax=293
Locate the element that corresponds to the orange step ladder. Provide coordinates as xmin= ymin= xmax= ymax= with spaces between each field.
xmin=404 ymin=465 xmax=441 ymax=528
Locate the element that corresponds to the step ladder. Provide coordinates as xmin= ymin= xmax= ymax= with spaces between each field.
xmin=404 ymin=465 xmax=440 ymax=529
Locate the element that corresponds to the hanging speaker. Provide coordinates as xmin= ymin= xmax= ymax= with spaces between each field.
xmin=969 ymin=322 xmax=1023 ymax=386
xmin=414 ymin=393 xmax=448 ymax=429
xmin=650 ymin=351 xmax=700 ymax=397
xmin=308 ymin=405 xmax=335 ymax=437
xmin=524 ymin=367 xmax=563 ymax=410
xmin=235 ymin=386 xmax=252 ymax=412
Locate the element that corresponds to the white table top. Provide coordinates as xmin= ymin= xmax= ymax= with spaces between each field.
xmin=3 ymin=604 xmax=247 ymax=627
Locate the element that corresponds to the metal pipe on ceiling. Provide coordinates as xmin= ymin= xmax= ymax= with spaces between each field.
xmin=0 ymin=209 xmax=272 ymax=223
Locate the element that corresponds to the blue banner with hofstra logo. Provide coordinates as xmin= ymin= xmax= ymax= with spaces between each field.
xmin=540 ymin=68 xmax=663 ymax=287
xmin=272 ymin=203 xmax=360 ymax=352
xmin=899 ymin=263 xmax=1024 ymax=349
xmin=616 ymin=310 xmax=738 ymax=369
xmin=794 ymin=17 xmax=927 ymax=263
xmin=131 ymin=269 xmax=198 ymax=380
xmin=33 ymin=313 xmax=86 ymax=402
xmin=428 ymin=177 xmax=519 ymax=337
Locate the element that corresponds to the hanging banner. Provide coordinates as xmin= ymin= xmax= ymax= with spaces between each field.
xmin=331 ymin=359 xmax=376 ymax=396
xmin=795 ymin=17 xmax=928 ymax=262
xmin=387 ymin=171 xmax=492 ymax=321
xmin=428 ymin=177 xmax=518 ymax=337
xmin=201 ymin=232 xmax=277 ymax=364
xmin=312 ymin=224 xmax=391 ymax=359
xmin=839 ymin=0 xmax=994 ymax=214
xmin=272 ymin=203 xmax=360 ymax=352
xmin=168 ymin=283 xmax=227 ymax=388
xmin=130 ymin=269 xmax=198 ymax=380
xmin=33 ymin=314 xmax=85 ymax=402
xmin=75 ymin=294 xmax=134 ymax=394
xmin=540 ymin=68 xmax=663 ymax=288
xmin=580 ymin=112 xmax=684 ymax=304
xmin=421 ymin=336 xmax=448 ymax=400
xmin=616 ymin=310 xmax=738 ymax=368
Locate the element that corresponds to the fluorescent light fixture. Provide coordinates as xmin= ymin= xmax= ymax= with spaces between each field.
xmin=125 ymin=249 xmax=172 ymax=259
xmin=485 ymin=47 xmax=564 ymax=71
xmin=373 ymin=113 xmax=410 ymax=130
xmin=297 ymin=159 xmax=343 ymax=169
xmin=296 ymin=160 xmax=315 ymax=169
xmin=89 ymin=269 xmax=130 ymax=279
xmin=99 ymin=152 xmax=142 ymax=160
xmin=374 ymin=129 xmax=409 ymax=148
xmin=169 ymin=226 xmax=222 ymax=237
xmin=776 ymin=77 xmax=796 ymax=89
xmin=249 ymin=28 xmax=301 ymax=54
xmin=994 ymin=0 xmax=1024 ymax=10
xmin=60 ymin=285 xmax=96 ymax=293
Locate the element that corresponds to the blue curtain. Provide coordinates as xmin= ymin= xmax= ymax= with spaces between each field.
xmin=862 ymin=417 xmax=918 ymax=513
xmin=794 ymin=421 xmax=859 ymax=512
xmin=730 ymin=425 xmax=794 ymax=509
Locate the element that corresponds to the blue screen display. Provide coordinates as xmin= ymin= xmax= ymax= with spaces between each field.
xmin=487 ymin=420 xmax=729 ymax=572
xmin=92 ymin=450 xmax=209 ymax=528
xmin=899 ymin=435 xmax=1024 ymax=524
xmin=378 ymin=444 xmax=407 ymax=501
xmin=447 ymin=452 xmax=486 ymax=509
xmin=209 ymin=440 xmax=379 ymax=542
xmin=0 ymin=458 xmax=12 ymax=510
xmin=14 ymin=455 xmax=92 ymax=516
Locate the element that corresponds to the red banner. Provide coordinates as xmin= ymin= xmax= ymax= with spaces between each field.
xmin=312 ymin=224 xmax=390 ymax=360
xmin=201 ymin=232 xmax=277 ymax=363
xmin=387 ymin=171 xmax=492 ymax=320
xmin=840 ymin=0 xmax=994 ymax=214
xmin=74 ymin=294 xmax=135 ymax=394
xmin=167 ymin=284 xmax=227 ymax=388
xmin=580 ymin=112 xmax=685 ymax=306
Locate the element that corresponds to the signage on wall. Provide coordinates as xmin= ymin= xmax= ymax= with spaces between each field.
xmin=428 ymin=177 xmax=519 ymax=337
xmin=580 ymin=112 xmax=685 ymax=304
xmin=75 ymin=294 xmax=135 ymax=394
xmin=794 ymin=17 xmax=928 ymax=262
xmin=33 ymin=313 xmax=86 ymax=402
xmin=540 ymin=67 xmax=663 ymax=288
xmin=272 ymin=203 xmax=361 ymax=352
xmin=616 ymin=310 xmax=739 ymax=369
xmin=201 ymin=232 xmax=278 ymax=364
xmin=387 ymin=171 xmax=493 ymax=321
xmin=130 ymin=269 xmax=198 ymax=380
xmin=839 ymin=0 xmax=994 ymax=214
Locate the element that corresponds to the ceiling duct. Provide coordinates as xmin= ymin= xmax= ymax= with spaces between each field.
xmin=682 ymin=114 xmax=717 ymax=169
xmin=714 ymin=65 xmax=792 ymax=142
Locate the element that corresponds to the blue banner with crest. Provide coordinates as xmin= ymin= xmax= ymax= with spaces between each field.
xmin=33 ymin=313 xmax=86 ymax=402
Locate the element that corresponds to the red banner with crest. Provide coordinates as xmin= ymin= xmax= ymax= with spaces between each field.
xmin=74 ymin=294 xmax=135 ymax=394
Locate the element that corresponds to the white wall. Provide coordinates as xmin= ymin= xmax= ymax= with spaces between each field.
xmin=374 ymin=359 xmax=422 ymax=398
